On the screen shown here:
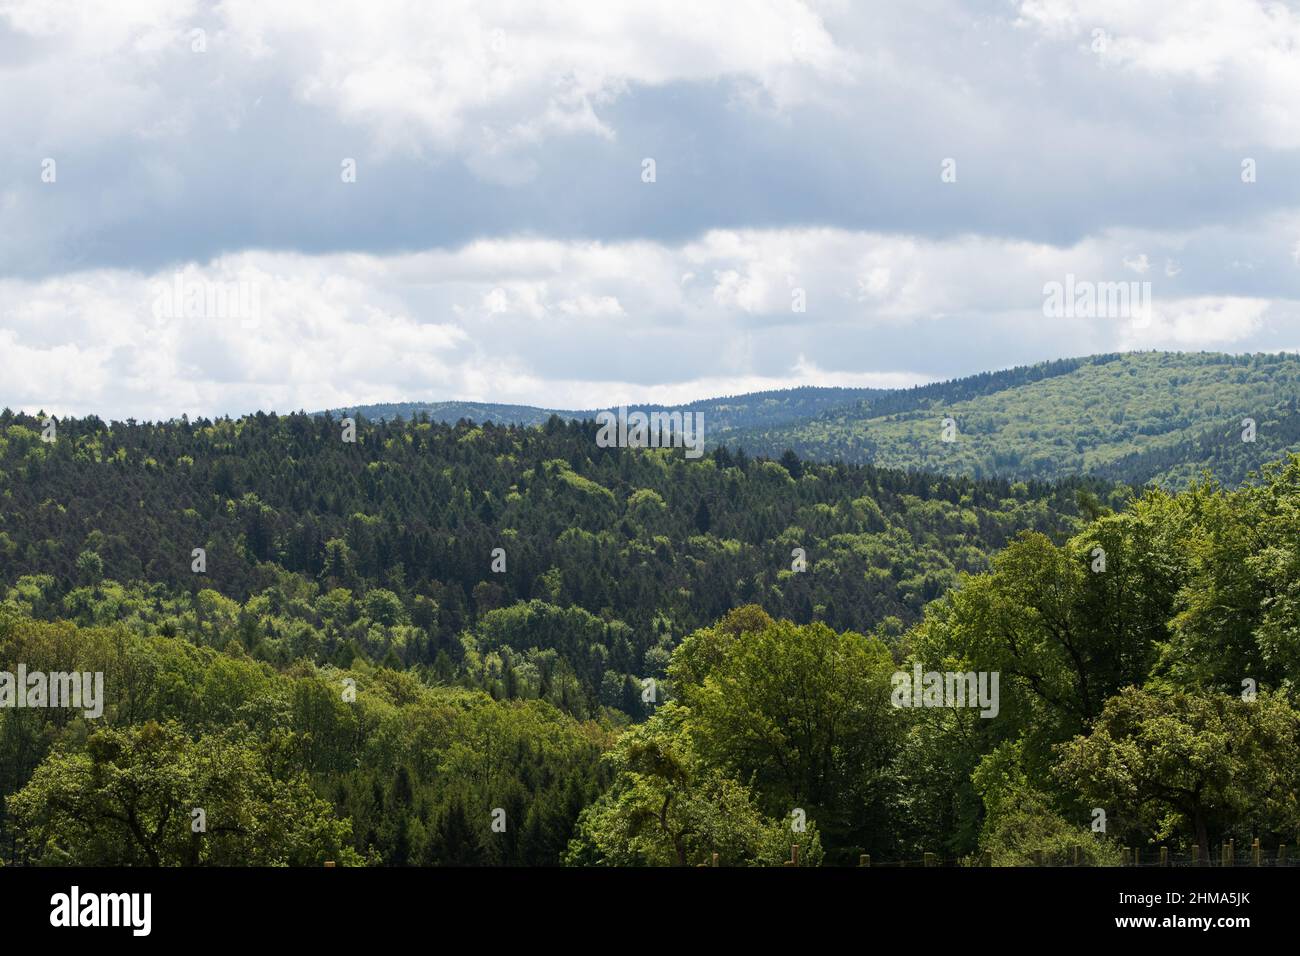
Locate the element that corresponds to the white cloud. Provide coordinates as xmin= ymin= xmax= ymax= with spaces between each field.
xmin=0 ymin=0 xmax=851 ymax=172
xmin=1120 ymin=296 xmax=1270 ymax=348
xmin=558 ymin=294 xmax=625 ymax=318
xmin=1017 ymin=0 xmax=1300 ymax=147
xmin=4 ymin=226 xmax=1297 ymax=419
xmin=1123 ymin=254 xmax=1151 ymax=275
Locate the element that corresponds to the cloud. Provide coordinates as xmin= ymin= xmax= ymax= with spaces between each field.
xmin=4 ymin=0 xmax=1300 ymax=278
xmin=1123 ymin=254 xmax=1151 ymax=275
xmin=0 ymin=0 xmax=849 ymax=161
xmin=1017 ymin=0 xmax=1300 ymax=148
xmin=1120 ymin=296 xmax=1270 ymax=348
xmin=4 ymin=226 xmax=1299 ymax=420
xmin=4 ymin=0 xmax=1300 ymax=417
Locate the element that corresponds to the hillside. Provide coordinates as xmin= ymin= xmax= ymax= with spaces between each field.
xmin=331 ymin=353 xmax=1300 ymax=488
xmin=4 ymin=406 xmax=1300 ymax=867
xmin=712 ymin=352 xmax=1300 ymax=487
xmin=0 ymin=409 xmax=1101 ymax=713
xmin=331 ymin=400 xmax=590 ymax=428
xmin=328 ymin=386 xmax=888 ymax=439
xmin=8 ymin=357 xmax=1300 ymax=868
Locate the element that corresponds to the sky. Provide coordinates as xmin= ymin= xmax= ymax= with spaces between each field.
xmin=2 ymin=0 xmax=1300 ymax=420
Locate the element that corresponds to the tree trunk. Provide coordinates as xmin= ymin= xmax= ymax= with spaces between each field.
xmin=1194 ymin=808 xmax=1210 ymax=864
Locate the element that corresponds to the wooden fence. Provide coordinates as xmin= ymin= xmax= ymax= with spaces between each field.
xmin=683 ymin=837 xmax=1297 ymax=867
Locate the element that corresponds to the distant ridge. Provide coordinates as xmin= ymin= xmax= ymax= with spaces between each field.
xmin=324 ymin=385 xmax=889 ymax=437
xmin=327 ymin=351 xmax=1300 ymax=488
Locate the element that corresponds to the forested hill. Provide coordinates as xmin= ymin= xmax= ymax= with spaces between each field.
xmin=330 ymin=400 xmax=591 ymax=429
xmin=725 ymin=352 xmax=1300 ymax=487
xmin=328 ymin=385 xmax=888 ymax=436
xmin=5 ymin=406 xmax=1300 ymax=867
xmin=5 ymin=407 xmax=1300 ymax=868
xmin=0 ymin=409 xmax=1104 ymax=718
xmin=330 ymin=359 xmax=1093 ymax=431
xmin=335 ymin=352 xmax=1300 ymax=488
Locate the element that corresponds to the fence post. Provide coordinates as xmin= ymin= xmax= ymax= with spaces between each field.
xmin=1159 ymin=847 xmax=1168 ymax=867
xmin=1072 ymin=845 xmax=1082 ymax=866
xmin=1278 ymin=845 xmax=1288 ymax=866
xmin=1121 ymin=847 xmax=1131 ymax=866
xmin=924 ymin=852 xmax=937 ymax=868
xmin=783 ymin=844 xmax=799 ymax=867
xmin=1192 ymin=845 xmax=1200 ymax=866
xmin=1252 ymin=839 xmax=1260 ymax=867
xmin=859 ymin=854 xmax=870 ymax=867
xmin=1230 ymin=838 xmax=1235 ymax=865
xmin=981 ymin=850 xmax=992 ymax=867
xmin=1221 ymin=843 xmax=1231 ymax=867
xmin=1031 ymin=850 xmax=1043 ymax=867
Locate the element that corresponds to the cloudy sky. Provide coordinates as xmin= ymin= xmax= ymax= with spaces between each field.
xmin=3 ymin=0 xmax=1300 ymax=419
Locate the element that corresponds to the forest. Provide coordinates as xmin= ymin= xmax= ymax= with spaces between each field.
xmin=1 ymin=406 xmax=1298 ymax=866
xmin=361 ymin=352 xmax=1300 ymax=489
xmin=723 ymin=351 xmax=1300 ymax=487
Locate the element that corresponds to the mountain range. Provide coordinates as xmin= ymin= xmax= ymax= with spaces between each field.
xmin=329 ymin=351 xmax=1300 ymax=487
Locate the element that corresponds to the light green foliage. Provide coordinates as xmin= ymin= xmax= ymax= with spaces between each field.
xmin=723 ymin=352 xmax=1300 ymax=487
xmin=566 ymin=703 xmax=822 ymax=867
xmin=3 ymin=402 xmax=1300 ymax=866
xmin=1053 ymin=688 xmax=1300 ymax=859
xmin=8 ymin=720 xmax=360 ymax=866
